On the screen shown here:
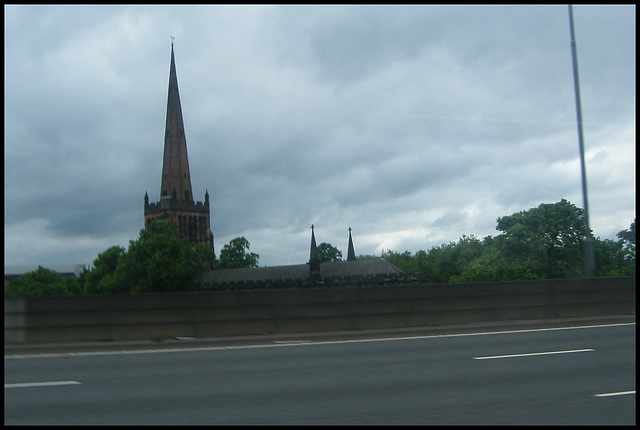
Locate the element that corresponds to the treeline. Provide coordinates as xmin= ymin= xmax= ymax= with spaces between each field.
xmin=5 ymin=220 xmax=214 ymax=297
xmin=364 ymin=200 xmax=635 ymax=283
xmin=4 ymin=200 xmax=635 ymax=297
xmin=4 ymin=266 xmax=85 ymax=298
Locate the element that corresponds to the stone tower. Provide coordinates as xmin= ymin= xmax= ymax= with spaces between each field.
xmin=144 ymin=43 xmax=214 ymax=257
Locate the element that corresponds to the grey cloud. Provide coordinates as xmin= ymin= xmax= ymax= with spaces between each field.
xmin=4 ymin=5 xmax=635 ymax=268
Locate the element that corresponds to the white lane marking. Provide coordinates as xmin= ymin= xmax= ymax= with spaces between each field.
xmin=594 ymin=390 xmax=635 ymax=397
xmin=5 ymin=322 xmax=634 ymax=359
xmin=473 ymin=348 xmax=594 ymax=360
xmin=273 ymin=340 xmax=312 ymax=344
xmin=5 ymin=380 xmax=81 ymax=389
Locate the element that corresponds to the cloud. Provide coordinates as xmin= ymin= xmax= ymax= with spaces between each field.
xmin=4 ymin=5 xmax=635 ymax=268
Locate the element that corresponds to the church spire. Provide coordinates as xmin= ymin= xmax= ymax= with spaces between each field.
xmin=347 ymin=227 xmax=356 ymax=261
xmin=309 ymin=224 xmax=319 ymax=264
xmin=309 ymin=224 xmax=321 ymax=282
xmin=160 ymin=42 xmax=194 ymax=203
xmin=144 ymin=41 xmax=215 ymax=261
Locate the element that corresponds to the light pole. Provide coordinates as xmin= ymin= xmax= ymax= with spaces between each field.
xmin=568 ymin=4 xmax=595 ymax=277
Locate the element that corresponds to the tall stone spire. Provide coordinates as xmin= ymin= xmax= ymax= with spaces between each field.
xmin=144 ymin=42 xmax=214 ymax=261
xmin=347 ymin=227 xmax=356 ymax=261
xmin=160 ymin=42 xmax=193 ymax=203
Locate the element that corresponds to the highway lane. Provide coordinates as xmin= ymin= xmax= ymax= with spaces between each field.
xmin=5 ymin=321 xmax=635 ymax=424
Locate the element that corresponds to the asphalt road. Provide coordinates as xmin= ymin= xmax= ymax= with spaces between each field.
xmin=5 ymin=319 xmax=635 ymax=425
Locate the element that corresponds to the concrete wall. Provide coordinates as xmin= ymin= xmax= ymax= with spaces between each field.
xmin=4 ymin=277 xmax=635 ymax=344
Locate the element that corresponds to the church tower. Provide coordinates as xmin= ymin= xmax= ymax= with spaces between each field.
xmin=144 ymin=42 xmax=214 ymax=257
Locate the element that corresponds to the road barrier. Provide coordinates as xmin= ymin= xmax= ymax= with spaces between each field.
xmin=4 ymin=277 xmax=635 ymax=344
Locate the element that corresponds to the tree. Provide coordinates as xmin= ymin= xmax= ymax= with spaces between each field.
xmin=404 ymin=235 xmax=484 ymax=284
xmin=125 ymin=220 xmax=214 ymax=293
xmin=448 ymin=235 xmax=484 ymax=279
xmin=617 ymin=220 xmax=636 ymax=261
xmin=84 ymin=220 xmax=214 ymax=294
xmin=416 ymin=244 xmax=456 ymax=283
xmin=217 ymin=237 xmax=259 ymax=269
xmin=592 ymin=238 xmax=626 ymax=277
xmin=5 ymin=266 xmax=83 ymax=297
xmin=450 ymin=244 xmax=538 ymax=283
xmin=317 ymin=242 xmax=342 ymax=263
xmin=615 ymin=220 xmax=636 ymax=275
xmin=381 ymin=249 xmax=419 ymax=274
xmin=495 ymin=199 xmax=587 ymax=279
xmin=84 ymin=246 xmax=125 ymax=294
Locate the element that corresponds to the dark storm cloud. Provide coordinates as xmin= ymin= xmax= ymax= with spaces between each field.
xmin=4 ymin=5 xmax=635 ymax=267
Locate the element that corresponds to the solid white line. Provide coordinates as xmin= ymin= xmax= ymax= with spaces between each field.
xmin=5 ymin=322 xmax=634 ymax=359
xmin=594 ymin=390 xmax=635 ymax=397
xmin=473 ymin=348 xmax=594 ymax=360
xmin=5 ymin=380 xmax=81 ymax=389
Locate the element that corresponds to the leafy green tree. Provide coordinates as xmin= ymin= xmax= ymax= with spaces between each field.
xmin=355 ymin=254 xmax=378 ymax=260
xmin=217 ymin=236 xmax=259 ymax=269
xmin=317 ymin=242 xmax=342 ymax=263
xmin=84 ymin=246 xmax=125 ymax=294
xmin=411 ymin=235 xmax=483 ymax=283
xmin=449 ymin=235 xmax=483 ymax=277
xmin=450 ymin=243 xmax=538 ymax=283
xmin=381 ymin=249 xmax=419 ymax=274
xmin=592 ymin=238 xmax=627 ymax=277
xmin=609 ymin=220 xmax=636 ymax=276
xmin=125 ymin=220 xmax=214 ymax=293
xmin=85 ymin=220 xmax=214 ymax=294
xmin=617 ymin=220 xmax=636 ymax=264
xmin=5 ymin=266 xmax=82 ymax=297
xmin=495 ymin=199 xmax=587 ymax=279
xmin=65 ymin=270 xmax=86 ymax=295
xmin=416 ymin=244 xmax=456 ymax=283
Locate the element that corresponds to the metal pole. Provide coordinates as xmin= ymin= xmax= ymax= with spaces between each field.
xmin=568 ymin=4 xmax=595 ymax=277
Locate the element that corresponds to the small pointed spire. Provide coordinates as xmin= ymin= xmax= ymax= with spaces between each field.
xmin=309 ymin=224 xmax=321 ymax=282
xmin=309 ymin=224 xmax=319 ymax=264
xmin=347 ymin=227 xmax=356 ymax=261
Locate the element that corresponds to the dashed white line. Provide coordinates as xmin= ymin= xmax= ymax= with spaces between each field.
xmin=594 ymin=390 xmax=635 ymax=398
xmin=273 ymin=340 xmax=312 ymax=344
xmin=5 ymin=380 xmax=81 ymax=389
xmin=473 ymin=348 xmax=594 ymax=360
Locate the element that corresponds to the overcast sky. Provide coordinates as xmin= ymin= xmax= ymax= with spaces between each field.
xmin=4 ymin=5 xmax=636 ymax=268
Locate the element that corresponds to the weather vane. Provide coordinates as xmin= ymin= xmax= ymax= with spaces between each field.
xmin=171 ymin=35 xmax=175 ymax=46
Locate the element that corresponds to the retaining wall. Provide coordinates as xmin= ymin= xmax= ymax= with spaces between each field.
xmin=4 ymin=277 xmax=635 ymax=344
